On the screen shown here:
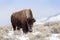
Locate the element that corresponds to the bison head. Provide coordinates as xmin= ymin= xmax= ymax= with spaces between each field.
xmin=27 ymin=18 xmax=36 ymax=32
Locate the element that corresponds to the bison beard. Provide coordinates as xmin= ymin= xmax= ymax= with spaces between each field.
xmin=11 ymin=9 xmax=36 ymax=33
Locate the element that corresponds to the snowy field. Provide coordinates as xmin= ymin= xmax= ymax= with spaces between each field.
xmin=0 ymin=23 xmax=60 ymax=40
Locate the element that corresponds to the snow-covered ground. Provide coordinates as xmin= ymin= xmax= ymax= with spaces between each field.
xmin=3 ymin=30 xmax=44 ymax=40
xmin=0 ymin=24 xmax=60 ymax=40
xmin=45 ymin=34 xmax=60 ymax=40
xmin=4 ymin=30 xmax=60 ymax=40
xmin=3 ymin=30 xmax=29 ymax=40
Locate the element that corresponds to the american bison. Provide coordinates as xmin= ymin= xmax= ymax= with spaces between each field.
xmin=11 ymin=9 xmax=36 ymax=33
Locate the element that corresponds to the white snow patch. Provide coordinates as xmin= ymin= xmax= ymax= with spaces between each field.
xmin=32 ymin=31 xmax=41 ymax=35
xmin=8 ymin=31 xmax=14 ymax=36
xmin=4 ymin=30 xmax=29 ymax=40
xmin=4 ymin=31 xmax=14 ymax=38
xmin=45 ymin=34 xmax=60 ymax=40
xmin=19 ymin=34 xmax=29 ymax=40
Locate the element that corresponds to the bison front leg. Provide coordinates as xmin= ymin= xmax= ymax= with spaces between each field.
xmin=17 ymin=26 xmax=20 ymax=30
xmin=22 ymin=28 xmax=28 ymax=33
xmin=22 ymin=26 xmax=29 ymax=34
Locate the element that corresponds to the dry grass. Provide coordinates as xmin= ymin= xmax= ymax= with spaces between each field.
xmin=44 ymin=21 xmax=60 ymax=33
xmin=0 ymin=21 xmax=60 ymax=40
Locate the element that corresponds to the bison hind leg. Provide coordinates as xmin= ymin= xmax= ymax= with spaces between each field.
xmin=11 ymin=23 xmax=16 ymax=31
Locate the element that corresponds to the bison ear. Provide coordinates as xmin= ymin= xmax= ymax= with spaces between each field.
xmin=32 ymin=18 xmax=36 ymax=22
xmin=27 ymin=18 xmax=36 ymax=22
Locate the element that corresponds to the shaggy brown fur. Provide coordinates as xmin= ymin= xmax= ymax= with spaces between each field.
xmin=11 ymin=9 xmax=36 ymax=33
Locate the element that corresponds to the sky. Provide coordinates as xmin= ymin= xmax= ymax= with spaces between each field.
xmin=0 ymin=0 xmax=60 ymax=26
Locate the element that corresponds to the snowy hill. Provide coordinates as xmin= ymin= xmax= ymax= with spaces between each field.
xmin=47 ymin=14 xmax=60 ymax=22
xmin=38 ymin=14 xmax=60 ymax=24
